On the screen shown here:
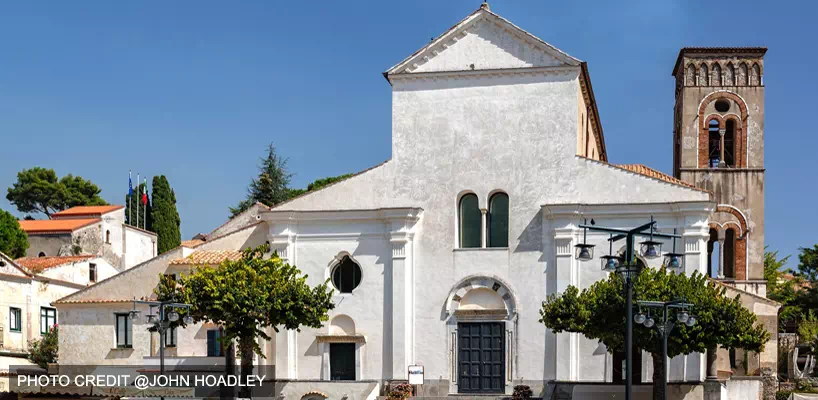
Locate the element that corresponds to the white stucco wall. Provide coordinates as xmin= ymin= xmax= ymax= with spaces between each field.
xmin=38 ymin=257 xmax=118 ymax=286
xmin=122 ymin=226 xmax=156 ymax=270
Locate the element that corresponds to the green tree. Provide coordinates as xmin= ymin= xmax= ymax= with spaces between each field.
xmin=0 ymin=209 xmax=29 ymax=258
xmin=798 ymin=245 xmax=818 ymax=283
xmin=150 ymin=176 xmax=181 ymax=253
xmin=798 ymin=311 xmax=818 ymax=354
xmin=6 ymin=167 xmax=106 ymax=218
xmin=230 ymin=144 xmax=293 ymax=217
xmin=168 ymin=245 xmax=334 ymax=397
xmin=28 ymin=325 xmax=58 ymax=369
xmin=124 ymin=182 xmax=153 ymax=231
xmin=540 ymin=268 xmax=769 ymax=400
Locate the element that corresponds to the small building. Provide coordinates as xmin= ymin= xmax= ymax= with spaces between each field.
xmin=18 ymin=205 xmax=157 ymax=271
xmin=0 ymin=252 xmax=118 ymax=371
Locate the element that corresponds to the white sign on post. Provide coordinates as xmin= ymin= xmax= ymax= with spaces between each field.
xmin=408 ymin=365 xmax=424 ymax=385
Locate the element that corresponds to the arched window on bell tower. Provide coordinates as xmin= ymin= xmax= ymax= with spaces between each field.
xmin=724 ymin=119 xmax=736 ymax=167
xmin=723 ymin=228 xmax=736 ymax=279
xmin=708 ymin=119 xmax=721 ymax=167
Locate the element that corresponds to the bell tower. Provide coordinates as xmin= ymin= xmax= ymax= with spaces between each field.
xmin=671 ymin=47 xmax=767 ymax=293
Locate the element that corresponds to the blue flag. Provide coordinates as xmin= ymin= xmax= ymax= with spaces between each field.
xmin=129 ymin=172 xmax=133 ymax=196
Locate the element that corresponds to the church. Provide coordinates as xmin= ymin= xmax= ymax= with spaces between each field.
xmin=53 ymin=4 xmax=776 ymax=399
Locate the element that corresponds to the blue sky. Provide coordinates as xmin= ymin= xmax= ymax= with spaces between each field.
xmin=0 ymin=1 xmax=814 ymax=266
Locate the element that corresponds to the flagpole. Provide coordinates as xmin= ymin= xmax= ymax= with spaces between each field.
xmin=143 ymin=177 xmax=148 ymax=230
xmin=136 ymin=173 xmax=140 ymax=229
xmin=128 ymin=171 xmax=131 ymax=226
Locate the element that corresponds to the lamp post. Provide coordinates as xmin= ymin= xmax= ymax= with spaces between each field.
xmin=634 ymin=300 xmax=696 ymax=400
xmin=575 ymin=217 xmax=682 ymax=400
xmin=130 ymin=298 xmax=194 ymax=398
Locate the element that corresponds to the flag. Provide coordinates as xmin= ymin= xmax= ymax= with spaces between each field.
xmin=129 ymin=171 xmax=133 ymax=196
xmin=142 ymin=184 xmax=148 ymax=205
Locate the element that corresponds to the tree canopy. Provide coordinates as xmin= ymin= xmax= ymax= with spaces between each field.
xmin=161 ymin=244 xmax=334 ymax=397
xmin=230 ymin=143 xmax=355 ymax=217
xmin=766 ymin=246 xmax=818 ymax=332
xmin=6 ymin=168 xmax=106 ymax=218
xmin=150 ymin=176 xmax=181 ymax=253
xmin=230 ymin=144 xmax=293 ymax=217
xmin=0 ymin=209 xmax=28 ymax=258
xmin=540 ymin=267 xmax=769 ymax=400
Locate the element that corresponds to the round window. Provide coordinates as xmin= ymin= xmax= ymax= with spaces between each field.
xmin=332 ymin=256 xmax=362 ymax=293
xmin=714 ymin=99 xmax=730 ymax=113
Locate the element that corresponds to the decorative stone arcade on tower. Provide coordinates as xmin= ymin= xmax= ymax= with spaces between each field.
xmin=672 ymin=47 xmax=767 ymax=296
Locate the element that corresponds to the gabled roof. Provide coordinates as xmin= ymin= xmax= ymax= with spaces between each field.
xmin=168 ymin=250 xmax=243 ymax=265
xmin=51 ymin=205 xmax=124 ymax=218
xmin=384 ymin=3 xmax=580 ymax=79
xmin=180 ymin=239 xmax=205 ymax=248
xmin=15 ymin=255 xmax=94 ymax=272
xmin=18 ymin=218 xmax=100 ymax=234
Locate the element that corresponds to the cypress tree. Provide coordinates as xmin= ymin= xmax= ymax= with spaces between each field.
xmin=150 ymin=176 xmax=181 ymax=253
xmin=124 ymin=183 xmax=153 ymax=231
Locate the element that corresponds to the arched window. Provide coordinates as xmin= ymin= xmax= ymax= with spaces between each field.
xmin=750 ymin=63 xmax=761 ymax=86
xmin=724 ymin=119 xmax=736 ymax=167
xmin=738 ymin=63 xmax=749 ymax=86
xmin=708 ymin=119 xmax=721 ymax=167
xmin=459 ymin=194 xmax=481 ymax=248
xmin=698 ymin=64 xmax=709 ymax=86
xmin=724 ymin=63 xmax=735 ymax=86
xmin=711 ymin=63 xmax=722 ymax=86
xmin=106 ymin=230 xmax=111 ymax=244
xmin=38 ymin=251 xmax=46 ymax=258
xmin=331 ymin=256 xmax=362 ymax=293
xmin=724 ymin=228 xmax=736 ymax=278
xmin=707 ymin=228 xmax=719 ymax=277
xmin=686 ymin=64 xmax=696 ymax=86
xmin=487 ymin=193 xmax=509 ymax=248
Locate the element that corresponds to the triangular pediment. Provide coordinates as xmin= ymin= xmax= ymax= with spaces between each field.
xmin=386 ymin=5 xmax=581 ymax=76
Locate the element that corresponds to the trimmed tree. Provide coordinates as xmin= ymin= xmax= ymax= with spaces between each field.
xmin=0 ymin=208 xmax=29 ymax=258
xmin=171 ymin=245 xmax=334 ymax=397
xmin=540 ymin=267 xmax=769 ymax=400
xmin=6 ymin=167 xmax=106 ymax=218
xmin=230 ymin=143 xmax=293 ymax=217
xmin=124 ymin=182 xmax=153 ymax=231
xmin=150 ymin=176 xmax=181 ymax=253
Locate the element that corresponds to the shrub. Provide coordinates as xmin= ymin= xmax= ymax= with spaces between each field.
xmin=776 ymin=390 xmax=793 ymax=400
xmin=28 ymin=325 xmax=58 ymax=369
xmin=388 ymin=383 xmax=413 ymax=399
xmin=512 ymin=384 xmax=533 ymax=399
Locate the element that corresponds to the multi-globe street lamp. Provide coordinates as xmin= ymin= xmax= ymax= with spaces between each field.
xmin=130 ymin=298 xmax=193 ymax=398
xmin=635 ymin=300 xmax=697 ymax=400
xmin=574 ymin=217 xmax=683 ymax=400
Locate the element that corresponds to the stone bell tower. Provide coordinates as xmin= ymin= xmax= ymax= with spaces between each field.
xmin=671 ymin=47 xmax=767 ymax=294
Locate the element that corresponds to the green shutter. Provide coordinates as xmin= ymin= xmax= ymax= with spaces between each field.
xmin=488 ymin=193 xmax=509 ymax=248
xmin=459 ymin=194 xmax=481 ymax=248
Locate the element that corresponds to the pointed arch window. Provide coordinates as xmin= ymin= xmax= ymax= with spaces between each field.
xmin=698 ymin=64 xmax=709 ymax=86
xmin=459 ymin=194 xmax=481 ymax=248
xmin=739 ymin=63 xmax=749 ymax=86
xmin=711 ymin=63 xmax=722 ymax=86
xmin=750 ymin=63 xmax=761 ymax=86
xmin=487 ymin=193 xmax=509 ymax=248
xmin=724 ymin=63 xmax=735 ymax=86
xmin=686 ymin=64 xmax=696 ymax=86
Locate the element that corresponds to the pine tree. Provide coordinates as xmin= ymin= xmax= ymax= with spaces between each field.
xmin=150 ymin=176 xmax=181 ymax=254
xmin=230 ymin=143 xmax=292 ymax=217
xmin=124 ymin=183 xmax=153 ymax=231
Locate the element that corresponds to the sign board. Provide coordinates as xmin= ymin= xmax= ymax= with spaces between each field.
xmin=408 ymin=365 xmax=424 ymax=385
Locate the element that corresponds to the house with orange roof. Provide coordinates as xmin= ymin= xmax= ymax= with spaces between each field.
xmin=18 ymin=205 xmax=157 ymax=271
xmin=0 ymin=251 xmax=117 ymax=371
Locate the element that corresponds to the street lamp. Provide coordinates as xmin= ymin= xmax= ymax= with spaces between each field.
xmin=132 ymin=297 xmax=192 ymax=398
xmin=635 ymin=300 xmax=696 ymax=400
xmin=662 ymin=229 xmax=685 ymax=272
xmin=575 ymin=216 xmax=681 ymax=400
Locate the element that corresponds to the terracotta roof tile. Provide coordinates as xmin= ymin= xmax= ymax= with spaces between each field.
xmin=51 ymin=205 xmax=124 ymax=218
xmin=616 ymin=164 xmax=708 ymax=192
xmin=18 ymin=218 xmax=101 ymax=234
xmin=180 ymin=239 xmax=205 ymax=248
xmin=169 ymin=250 xmax=243 ymax=265
xmin=15 ymin=255 xmax=94 ymax=272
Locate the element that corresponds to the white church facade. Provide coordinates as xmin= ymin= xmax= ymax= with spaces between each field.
xmin=53 ymin=4 xmax=775 ymax=399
